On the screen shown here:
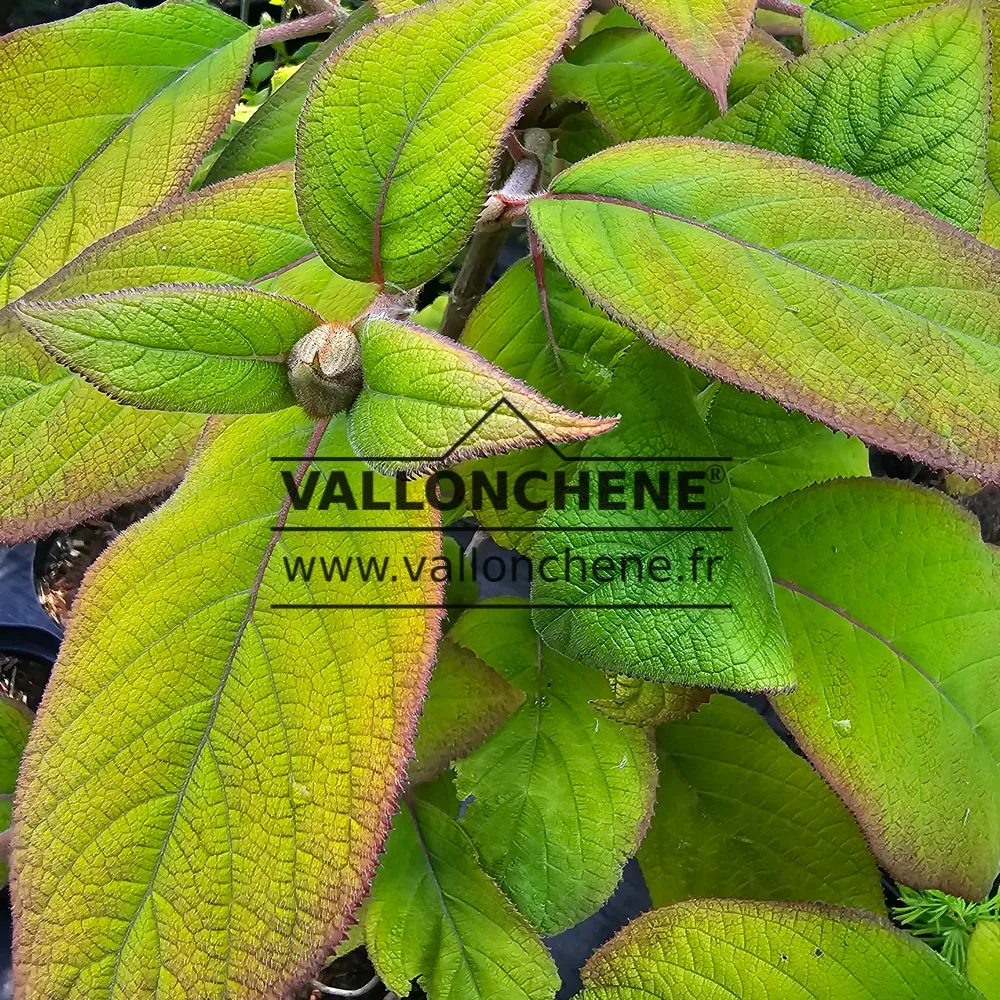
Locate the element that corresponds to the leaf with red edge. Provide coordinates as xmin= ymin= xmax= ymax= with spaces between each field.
xmin=617 ymin=0 xmax=758 ymax=110
xmin=529 ymin=138 xmax=1000 ymax=484
xmin=12 ymin=410 xmax=443 ymax=998
xmin=752 ymin=478 xmax=1000 ymax=901
xmin=346 ymin=316 xmax=619 ymax=477
xmin=296 ymin=0 xmax=588 ymax=288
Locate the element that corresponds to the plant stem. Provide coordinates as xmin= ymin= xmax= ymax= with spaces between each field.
xmin=438 ymin=227 xmax=508 ymax=341
xmin=757 ymin=0 xmax=805 ymax=16
xmin=256 ymin=8 xmax=346 ymax=48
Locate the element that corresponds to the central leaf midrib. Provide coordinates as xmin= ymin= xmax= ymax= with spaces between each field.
xmin=0 ymin=23 xmax=251 ymax=305
xmin=369 ymin=3 xmax=533 ymax=279
xmin=104 ymin=418 xmax=329 ymax=999
xmin=773 ymin=575 xmax=997 ymax=767
xmin=541 ymin=190 xmax=1000 ymax=362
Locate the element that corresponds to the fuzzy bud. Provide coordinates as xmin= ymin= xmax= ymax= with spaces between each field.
xmin=287 ymin=323 xmax=363 ymax=417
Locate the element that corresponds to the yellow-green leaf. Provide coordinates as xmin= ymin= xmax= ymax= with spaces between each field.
xmin=968 ymin=921 xmax=1000 ymax=999
xmin=592 ymin=675 xmax=709 ymax=727
xmin=296 ymin=0 xmax=587 ymax=288
xmin=638 ymin=695 xmax=885 ymax=913
xmin=530 ymin=343 xmax=794 ymax=689
xmin=367 ymin=788 xmax=560 ymax=1000
xmin=451 ymin=600 xmax=658 ymax=935
xmin=0 ymin=168 xmax=359 ymax=542
xmin=0 ymin=1 xmax=254 ymax=305
xmin=409 ymin=638 xmax=524 ymax=785
xmin=17 ymin=285 xmax=322 ymax=413
xmin=204 ymin=5 xmax=379 ymax=185
xmin=12 ymin=410 xmax=443 ymax=999
xmin=0 ymin=313 xmax=204 ymax=543
xmin=700 ymin=382 xmax=870 ymax=512
xmin=616 ymin=0 xmax=758 ymax=109
xmin=803 ymin=0 xmax=942 ymax=48
xmin=704 ymin=1 xmax=989 ymax=231
xmin=752 ymin=478 xmax=1000 ymax=900
xmin=0 ymin=695 xmax=32 ymax=884
xmin=347 ymin=316 xmax=619 ymax=476
xmin=579 ymin=900 xmax=983 ymax=999
xmin=550 ymin=24 xmax=788 ymax=143
xmin=529 ymin=138 xmax=1000 ymax=484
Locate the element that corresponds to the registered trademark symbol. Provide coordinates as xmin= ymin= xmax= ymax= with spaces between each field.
xmin=707 ymin=465 xmax=725 ymax=484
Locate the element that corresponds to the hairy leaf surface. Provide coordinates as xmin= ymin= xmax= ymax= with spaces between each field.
xmin=638 ymin=695 xmax=885 ymax=913
xmin=579 ymin=900 xmax=983 ymax=999
xmin=616 ymin=0 xmax=758 ymax=109
xmin=296 ymin=0 xmax=586 ymax=287
xmin=0 ymin=1 xmax=253 ymax=305
xmin=705 ymin=1 xmax=989 ymax=230
xmin=27 ymin=165 xmax=376 ymax=322
xmin=409 ymin=638 xmax=524 ymax=785
xmin=700 ymin=383 xmax=869 ymax=512
xmin=367 ymin=790 xmax=559 ymax=1000
xmin=803 ymin=0 xmax=942 ymax=47
xmin=531 ymin=343 xmax=793 ymax=689
xmin=751 ymin=478 xmax=1000 ymax=900
xmin=550 ymin=25 xmax=787 ymax=143
xmin=17 ymin=285 xmax=322 ymax=414
xmin=458 ymin=257 xmax=634 ymax=547
xmin=12 ymin=411 xmax=443 ymax=999
xmin=529 ymin=139 xmax=1000 ymax=483
xmin=347 ymin=316 xmax=619 ymax=477
xmin=0 ymin=168 xmax=373 ymax=542
xmin=0 ymin=697 xmax=32 ymax=884
xmin=450 ymin=601 xmax=657 ymax=935
xmin=205 ymin=6 xmax=379 ymax=185
xmin=0 ymin=314 xmax=204 ymax=543
xmin=592 ymin=676 xmax=709 ymax=727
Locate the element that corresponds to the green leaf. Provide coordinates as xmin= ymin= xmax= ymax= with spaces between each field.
xmin=17 ymin=285 xmax=321 ymax=414
xmin=205 ymin=5 xmax=379 ymax=185
xmin=0 ymin=314 xmax=204 ymax=543
xmin=252 ymin=255 xmax=377 ymax=322
xmin=347 ymin=316 xmax=619 ymax=477
xmin=296 ymin=0 xmax=586 ymax=288
xmin=462 ymin=257 xmax=635 ymax=414
xmin=0 ymin=696 xmax=32 ymax=884
xmin=530 ymin=343 xmax=794 ymax=689
xmin=700 ymin=382 xmax=870 ymax=512
xmin=367 ymin=789 xmax=560 ymax=1000
xmin=591 ymin=675 xmax=710 ymax=727
xmin=0 ymin=167 xmax=374 ymax=542
xmin=25 ymin=162 xmax=377 ymax=325
xmin=27 ymin=167 xmax=313 ymax=299
xmin=968 ymin=921 xmax=1000 ymax=999
xmin=578 ymin=900 xmax=984 ymax=999
xmin=985 ymin=7 xmax=1000 ymax=247
xmin=409 ymin=638 xmax=525 ymax=785
xmin=550 ymin=26 xmax=787 ymax=143
xmin=803 ymin=0 xmax=942 ymax=48
xmin=450 ymin=600 xmax=658 ymax=935
xmin=457 ymin=257 xmax=634 ymax=546
xmin=0 ymin=1 xmax=253 ymax=305
xmin=750 ymin=478 xmax=1000 ymax=900
xmin=704 ymin=2 xmax=989 ymax=231
xmin=615 ymin=0 xmax=758 ymax=109
xmin=13 ymin=410 xmax=443 ymax=998
xmin=528 ymin=138 xmax=1000 ymax=484
xmin=376 ymin=0 xmax=424 ymax=11
xmin=637 ymin=695 xmax=886 ymax=913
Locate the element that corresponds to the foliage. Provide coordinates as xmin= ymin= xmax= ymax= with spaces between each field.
xmin=894 ymin=887 xmax=1000 ymax=971
xmin=1 ymin=0 xmax=999 ymax=999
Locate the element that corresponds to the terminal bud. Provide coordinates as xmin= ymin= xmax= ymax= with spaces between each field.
xmin=287 ymin=323 xmax=363 ymax=417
